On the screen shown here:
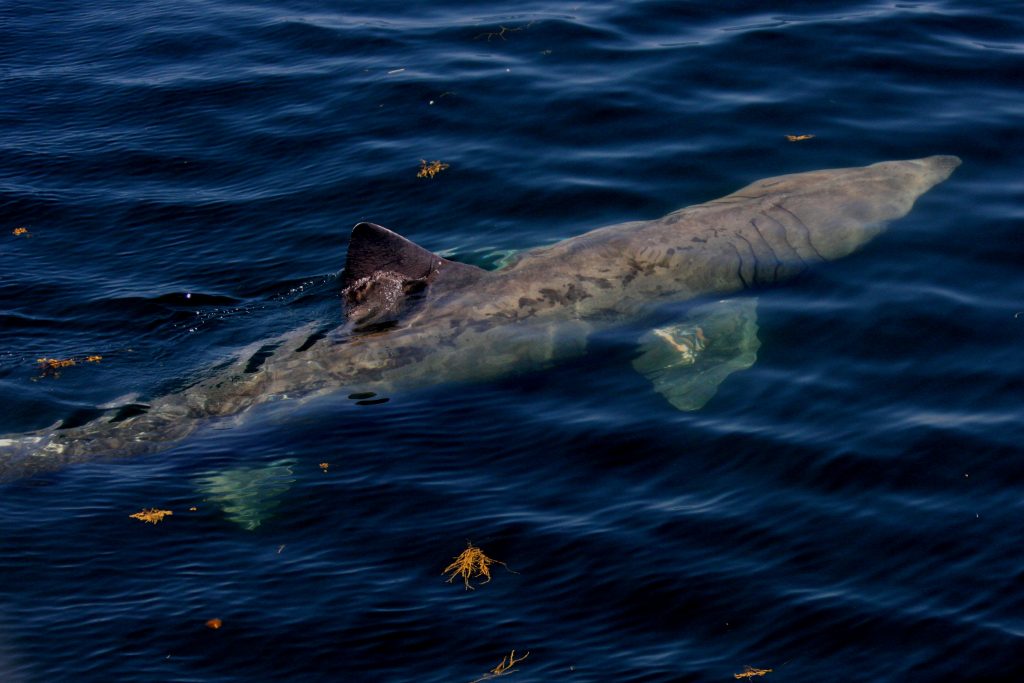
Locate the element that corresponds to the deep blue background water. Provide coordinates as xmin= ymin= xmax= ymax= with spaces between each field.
xmin=1 ymin=1 xmax=1023 ymax=681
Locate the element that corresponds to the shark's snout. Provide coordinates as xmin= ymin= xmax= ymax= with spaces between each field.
xmin=913 ymin=155 xmax=962 ymax=185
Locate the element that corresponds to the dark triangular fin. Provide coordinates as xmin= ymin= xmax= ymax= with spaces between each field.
xmin=341 ymin=222 xmax=486 ymax=328
xmin=342 ymin=222 xmax=486 ymax=289
xmin=342 ymin=222 xmax=438 ymax=289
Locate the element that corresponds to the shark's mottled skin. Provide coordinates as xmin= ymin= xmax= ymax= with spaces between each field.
xmin=0 ymin=156 xmax=960 ymax=478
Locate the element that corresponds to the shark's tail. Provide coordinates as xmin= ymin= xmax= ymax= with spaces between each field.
xmin=0 ymin=408 xmax=201 ymax=481
xmin=0 ymin=433 xmax=50 ymax=479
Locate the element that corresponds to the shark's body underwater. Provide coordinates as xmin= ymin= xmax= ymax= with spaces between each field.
xmin=0 ymin=156 xmax=960 ymax=477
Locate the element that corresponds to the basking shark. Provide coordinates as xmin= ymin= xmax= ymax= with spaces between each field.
xmin=0 ymin=156 xmax=960 ymax=478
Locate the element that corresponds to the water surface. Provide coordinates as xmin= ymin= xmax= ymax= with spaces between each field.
xmin=1 ymin=1 xmax=1023 ymax=681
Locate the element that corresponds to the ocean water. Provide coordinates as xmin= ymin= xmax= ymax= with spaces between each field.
xmin=1 ymin=1 xmax=1022 ymax=681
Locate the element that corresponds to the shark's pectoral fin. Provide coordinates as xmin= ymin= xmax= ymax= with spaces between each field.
xmin=632 ymin=297 xmax=760 ymax=411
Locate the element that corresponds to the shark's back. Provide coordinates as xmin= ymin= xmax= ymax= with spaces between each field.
xmin=476 ymin=155 xmax=961 ymax=319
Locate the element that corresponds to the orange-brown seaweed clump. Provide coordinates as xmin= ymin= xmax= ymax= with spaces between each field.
xmin=735 ymin=666 xmax=773 ymax=679
xmin=471 ymin=650 xmax=529 ymax=682
xmin=417 ymin=159 xmax=449 ymax=179
xmin=444 ymin=543 xmax=507 ymax=590
xmin=129 ymin=508 xmax=173 ymax=524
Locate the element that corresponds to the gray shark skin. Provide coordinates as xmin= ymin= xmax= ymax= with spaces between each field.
xmin=0 ymin=156 xmax=960 ymax=478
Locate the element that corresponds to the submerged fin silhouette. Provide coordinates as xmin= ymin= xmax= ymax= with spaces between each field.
xmin=633 ymin=298 xmax=760 ymax=410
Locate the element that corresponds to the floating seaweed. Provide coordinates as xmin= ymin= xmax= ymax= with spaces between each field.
xmin=417 ymin=160 xmax=450 ymax=179
xmin=35 ymin=354 xmax=103 ymax=378
xmin=471 ymin=650 xmax=529 ymax=682
xmin=205 ymin=618 xmax=223 ymax=630
xmin=785 ymin=134 xmax=815 ymax=142
xmin=735 ymin=666 xmax=772 ymax=679
xmin=37 ymin=357 xmax=76 ymax=373
xmin=130 ymin=508 xmax=173 ymax=524
xmin=12 ymin=227 xmax=29 ymax=237
xmin=444 ymin=542 xmax=510 ymax=590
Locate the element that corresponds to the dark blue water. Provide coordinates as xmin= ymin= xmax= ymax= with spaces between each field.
xmin=1 ymin=1 xmax=1022 ymax=680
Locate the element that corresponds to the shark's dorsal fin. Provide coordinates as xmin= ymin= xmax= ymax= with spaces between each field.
xmin=342 ymin=222 xmax=438 ymax=288
xmin=342 ymin=222 xmax=485 ymax=287
xmin=341 ymin=222 xmax=485 ymax=328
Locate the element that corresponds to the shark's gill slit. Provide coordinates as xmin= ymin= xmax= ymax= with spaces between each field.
xmin=749 ymin=219 xmax=783 ymax=282
xmin=735 ymin=233 xmax=765 ymax=287
xmin=774 ymin=203 xmax=826 ymax=261
xmin=759 ymin=211 xmax=805 ymax=269
xmin=729 ymin=242 xmax=751 ymax=289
